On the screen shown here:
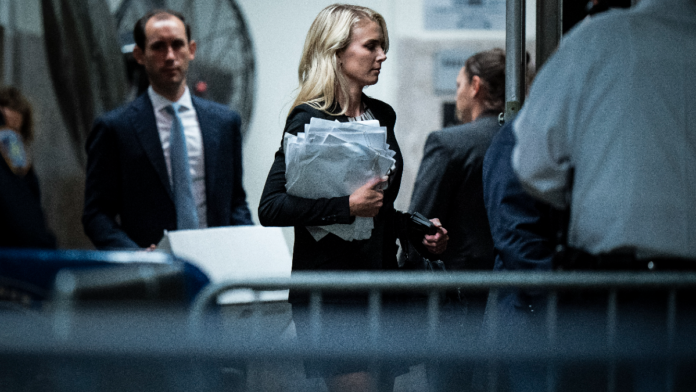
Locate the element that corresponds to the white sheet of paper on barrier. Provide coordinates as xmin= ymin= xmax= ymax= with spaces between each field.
xmin=157 ymin=226 xmax=292 ymax=304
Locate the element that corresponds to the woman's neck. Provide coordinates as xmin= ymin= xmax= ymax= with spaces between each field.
xmin=338 ymin=84 xmax=364 ymax=117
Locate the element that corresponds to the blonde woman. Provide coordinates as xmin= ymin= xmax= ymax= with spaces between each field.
xmin=259 ymin=4 xmax=447 ymax=391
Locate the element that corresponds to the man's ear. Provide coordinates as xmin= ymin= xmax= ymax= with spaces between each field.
xmin=188 ymin=40 xmax=197 ymax=60
xmin=471 ymin=75 xmax=482 ymax=98
xmin=133 ymin=45 xmax=145 ymax=65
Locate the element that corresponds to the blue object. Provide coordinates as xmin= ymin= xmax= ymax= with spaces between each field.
xmin=0 ymin=129 xmax=29 ymax=174
xmin=481 ymin=122 xmax=560 ymax=392
xmin=0 ymin=248 xmax=209 ymax=303
xmin=166 ymin=103 xmax=199 ymax=230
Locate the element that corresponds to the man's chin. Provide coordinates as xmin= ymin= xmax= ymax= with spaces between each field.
xmin=155 ymin=78 xmax=184 ymax=89
xmin=155 ymin=71 xmax=183 ymax=83
xmin=163 ymin=77 xmax=183 ymax=86
xmin=149 ymin=80 xmax=187 ymax=98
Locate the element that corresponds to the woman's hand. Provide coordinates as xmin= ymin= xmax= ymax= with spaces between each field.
xmin=423 ymin=218 xmax=448 ymax=254
xmin=349 ymin=177 xmax=387 ymax=217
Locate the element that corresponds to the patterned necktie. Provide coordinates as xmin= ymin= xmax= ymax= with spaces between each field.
xmin=166 ymin=103 xmax=199 ymax=230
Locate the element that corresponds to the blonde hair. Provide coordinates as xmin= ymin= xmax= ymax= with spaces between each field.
xmin=289 ymin=4 xmax=389 ymax=116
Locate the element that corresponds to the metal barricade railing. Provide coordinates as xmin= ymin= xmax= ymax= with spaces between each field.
xmin=189 ymin=271 xmax=696 ymax=337
xmin=4 ymin=270 xmax=696 ymax=391
xmin=187 ymin=271 xmax=696 ymax=391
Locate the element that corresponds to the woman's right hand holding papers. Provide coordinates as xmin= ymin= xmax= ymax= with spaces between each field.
xmin=349 ymin=176 xmax=388 ymax=217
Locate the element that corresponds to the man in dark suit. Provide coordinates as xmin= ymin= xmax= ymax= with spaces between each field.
xmin=406 ymin=48 xmax=505 ymax=392
xmin=83 ymin=9 xmax=252 ymax=250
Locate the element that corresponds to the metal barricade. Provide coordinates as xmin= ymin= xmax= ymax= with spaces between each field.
xmin=188 ymin=271 xmax=696 ymax=391
xmin=190 ymin=271 xmax=696 ymax=335
xmin=4 ymin=270 xmax=696 ymax=391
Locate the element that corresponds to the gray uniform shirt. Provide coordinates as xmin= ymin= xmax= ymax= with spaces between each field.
xmin=512 ymin=0 xmax=696 ymax=259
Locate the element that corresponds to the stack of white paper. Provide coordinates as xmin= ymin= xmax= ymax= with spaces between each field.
xmin=284 ymin=117 xmax=396 ymax=241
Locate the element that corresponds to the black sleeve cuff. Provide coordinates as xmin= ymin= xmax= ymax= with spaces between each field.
xmin=317 ymin=195 xmax=354 ymax=225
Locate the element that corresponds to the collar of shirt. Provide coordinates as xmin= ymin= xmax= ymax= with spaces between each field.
xmin=148 ymin=86 xmax=195 ymax=115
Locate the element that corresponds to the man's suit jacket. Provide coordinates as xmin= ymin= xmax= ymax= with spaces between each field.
xmin=406 ymin=114 xmax=500 ymax=271
xmin=83 ymin=93 xmax=252 ymax=250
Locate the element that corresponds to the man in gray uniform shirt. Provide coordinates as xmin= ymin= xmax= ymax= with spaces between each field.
xmin=512 ymin=2 xmax=696 ymax=389
xmin=512 ymin=0 xmax=696 ymax=265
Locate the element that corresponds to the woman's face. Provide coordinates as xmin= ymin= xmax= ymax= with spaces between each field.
xmin=0 ymin=107 xmax=24 ymax=133
xmin=337 ymin=20 xmax=387 ymax=91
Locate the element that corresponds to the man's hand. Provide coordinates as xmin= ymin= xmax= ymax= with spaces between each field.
xmin=423 ymin=218 xmax=448 ymax=254
xmin=349 ymin=177 xmax=387 ymax=217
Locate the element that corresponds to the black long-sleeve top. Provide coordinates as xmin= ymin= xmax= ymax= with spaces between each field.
xmin=0 ymin=161 xmax=56 ymax=249
xmin=258 ymin=95 xmax=403 ymax=274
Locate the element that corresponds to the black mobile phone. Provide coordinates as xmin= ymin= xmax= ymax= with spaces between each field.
xmin=411 ymin=211 xmax=438 ymax=236
xmin=0 ymin=108 xmax=5 ymax=127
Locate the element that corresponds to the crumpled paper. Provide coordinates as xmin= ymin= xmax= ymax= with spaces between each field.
xmin=284 ymin=117 xmax=396 ymax=241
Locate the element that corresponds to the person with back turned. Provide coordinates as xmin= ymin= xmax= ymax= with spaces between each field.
xmin=403 ymin=48 xmax=506 ymax=392
xmin=83 ymin=9 xmax=252 ymax=250
xmin=512 ymin=0 xmax=696 ymax=389
xmin=408 ymin=49 xmax=505 ymax=275
xmin=513 ymin=0 xmax=696 ymax=277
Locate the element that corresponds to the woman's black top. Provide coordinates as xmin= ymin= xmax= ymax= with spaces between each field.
xmin=258 ymin=95 xmax=404 ymax=278
xmin=0 ymin=161 xmax=56 ymax=249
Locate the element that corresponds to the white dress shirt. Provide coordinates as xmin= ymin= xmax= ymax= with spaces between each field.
xmin=148 ymin=86 xmax=208 ymax=228
xmin=512 ymin=0 xmax=696 ymax=259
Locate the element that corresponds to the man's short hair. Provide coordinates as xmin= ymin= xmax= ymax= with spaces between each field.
xmin=133 ymin=9 xmax=192 ymax=49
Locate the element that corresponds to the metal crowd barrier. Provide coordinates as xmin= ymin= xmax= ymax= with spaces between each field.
xmin=187 ymin=271 xmax=696 ymax=391
xmin=4 ymin=270 xmax=696 ymax=391
xmin=190 ymin=271 xmax=696 ymax=340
